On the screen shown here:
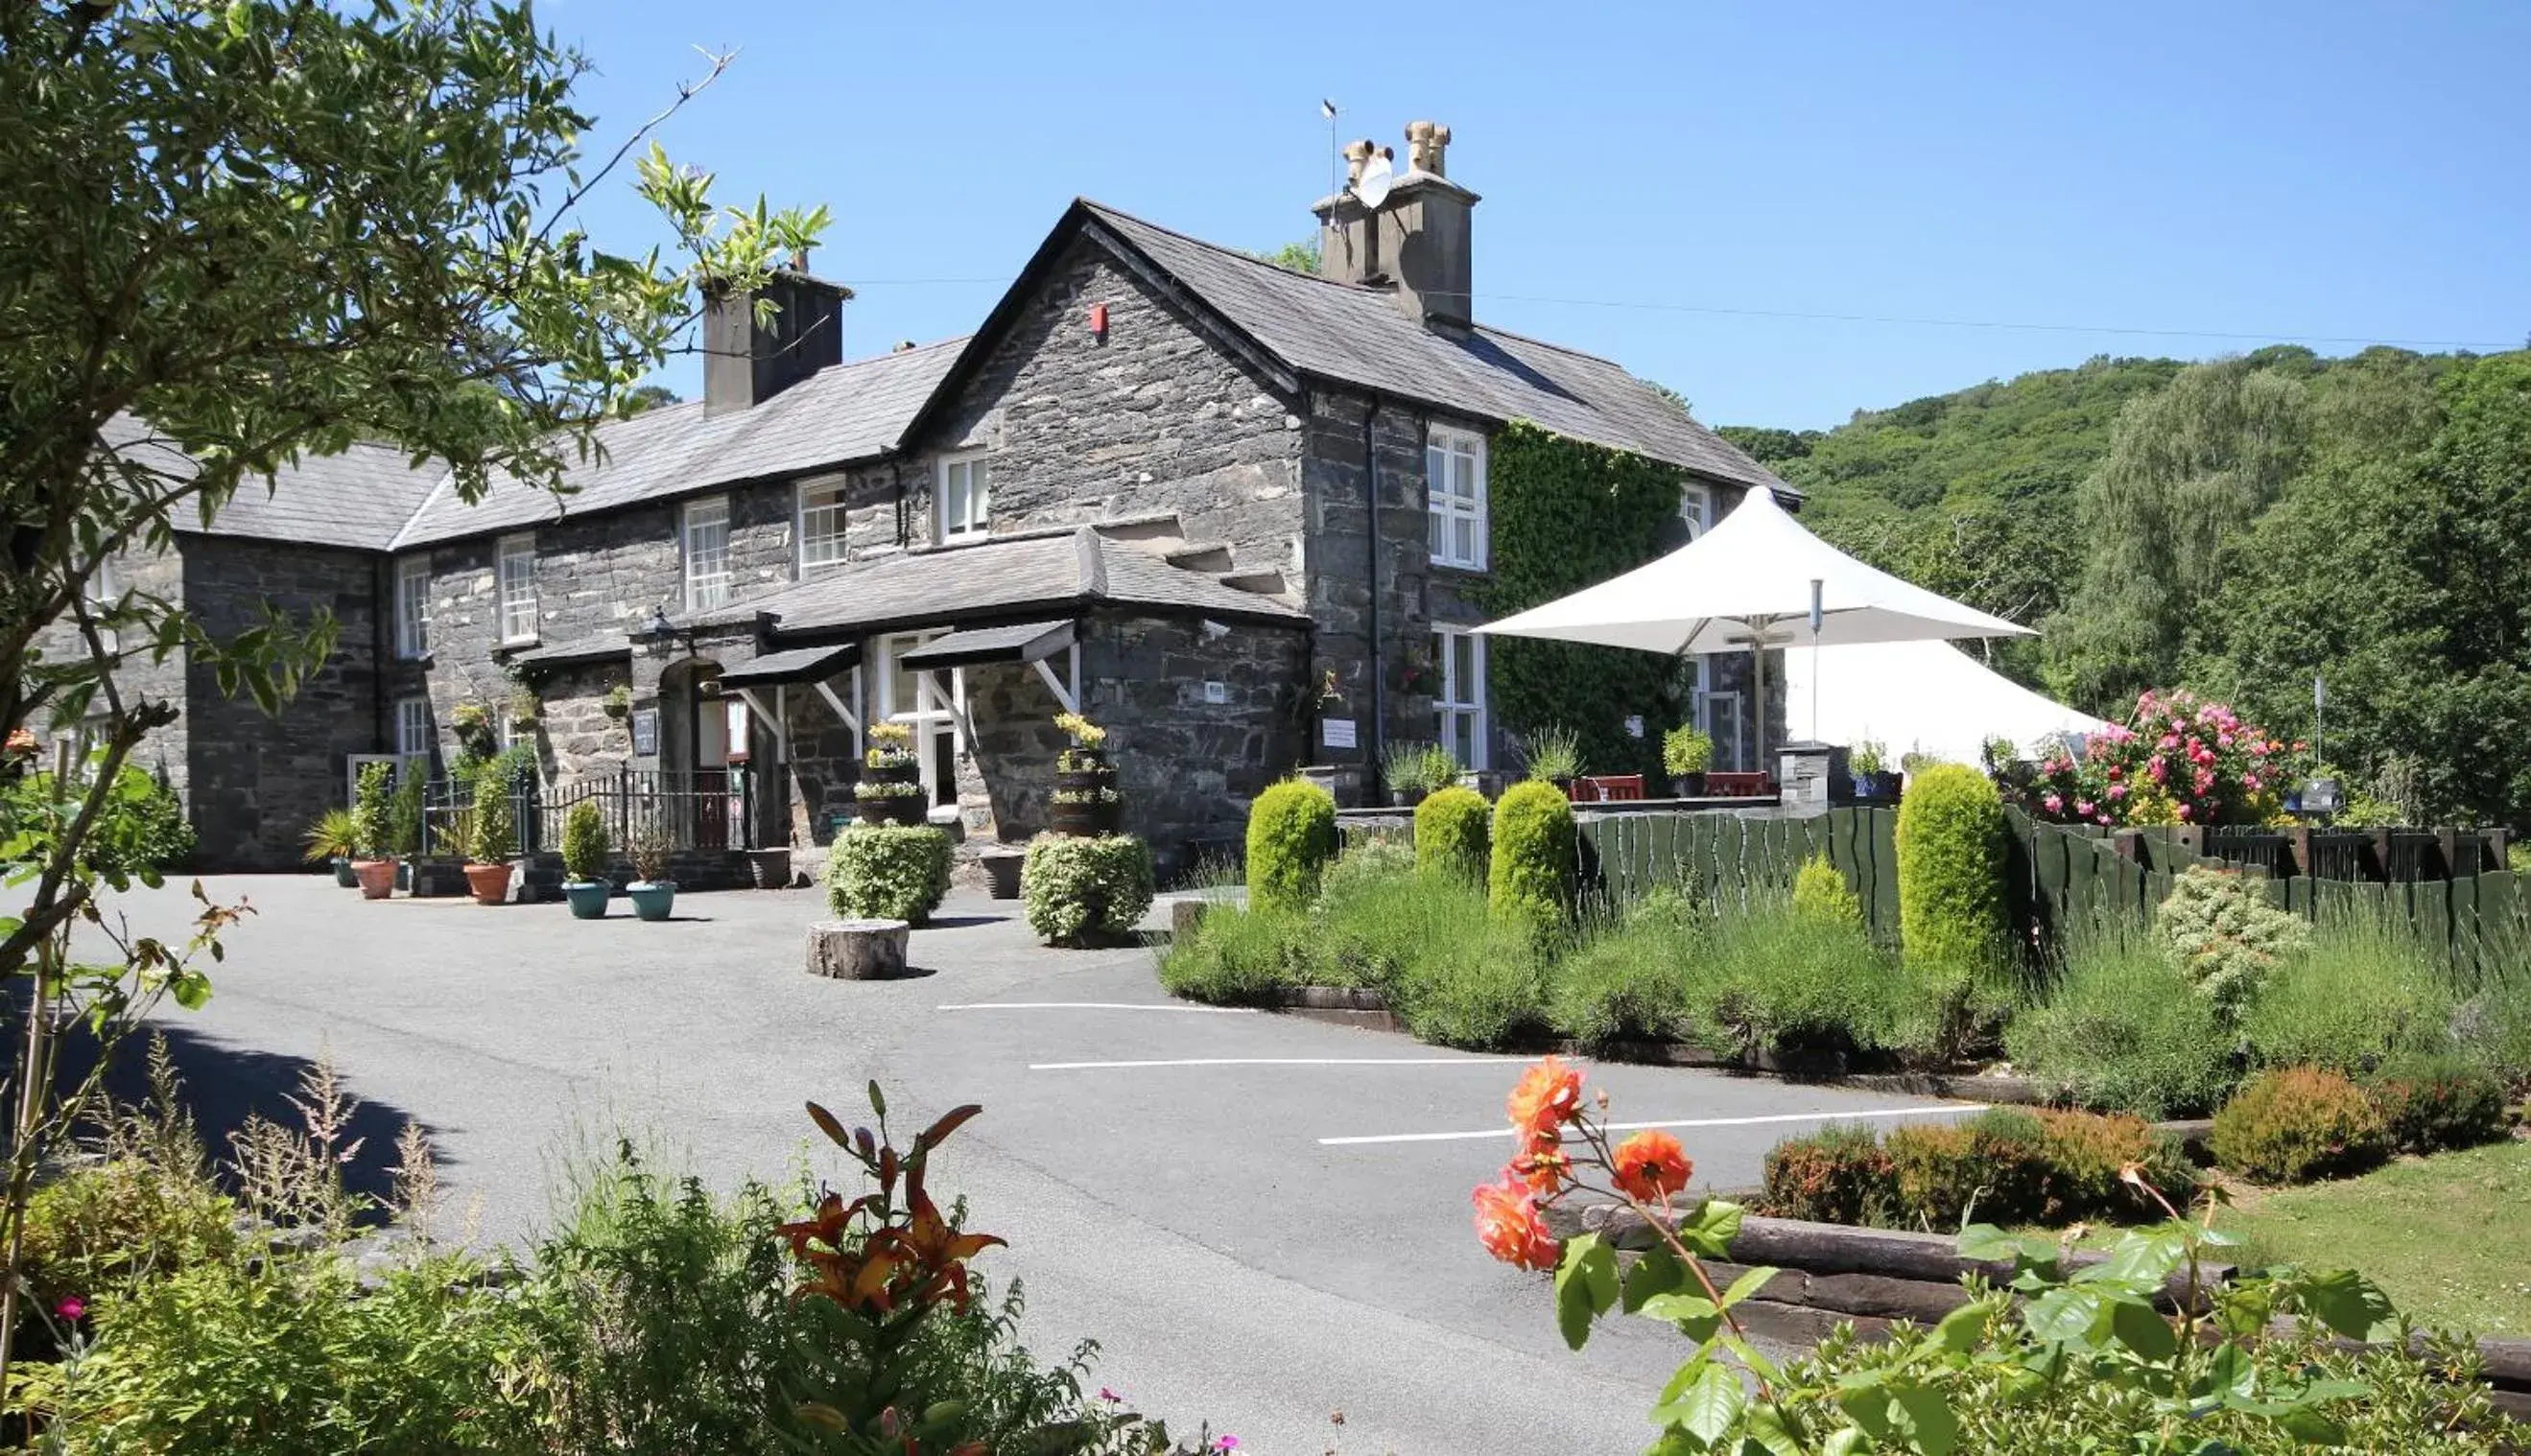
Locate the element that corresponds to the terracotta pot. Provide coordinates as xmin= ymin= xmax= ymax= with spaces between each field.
xmin=351 ymin=858 xmax=396 ymax=899
xmin=463 ymin=861 xmax=513 ymax=905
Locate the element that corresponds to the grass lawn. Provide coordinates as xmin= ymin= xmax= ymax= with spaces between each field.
xmin=2219 ymin=1139 xmax=2531 ymax=1338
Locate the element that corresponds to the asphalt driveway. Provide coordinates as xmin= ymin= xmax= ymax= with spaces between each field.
xmin=77 ymin=875 xmax=1985 ymax=1456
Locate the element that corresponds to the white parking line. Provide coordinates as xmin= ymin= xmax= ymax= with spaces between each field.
xmin=933 ymin=1000 xmax=1262 ymax=1015
xmin=1317 ymin=1104 xmax=1986 ymax=1147
xmin=1030 ymin=1056 xmax=1528 ymax=1070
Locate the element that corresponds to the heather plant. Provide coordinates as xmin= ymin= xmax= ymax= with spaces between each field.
xmin=2364 ymin=1053 xmax=2510 ymax=1156
xmin=2155 ymin=865 xmax=2309 ymax=1009
xmin=2212 ymin=1066 xmax=2390 ymax=1185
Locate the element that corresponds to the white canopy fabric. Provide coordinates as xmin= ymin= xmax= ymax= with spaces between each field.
xmin=1786 ymin=640 xmax=2110 ymax=769
xmin=1477 ymin=486 xmax=2035 ymax=654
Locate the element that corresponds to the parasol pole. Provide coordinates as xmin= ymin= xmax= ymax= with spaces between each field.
xmin=1808 ymin=578 xmax=1824 ymax=743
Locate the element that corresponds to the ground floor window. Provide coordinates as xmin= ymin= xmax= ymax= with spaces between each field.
xmin=1433 ymin=625 xmax=1487 ymax=770
xmin=395 ymin=695 xmax=432 ymax=770
xmin=877 ymin=629 xmax=957 ymax=808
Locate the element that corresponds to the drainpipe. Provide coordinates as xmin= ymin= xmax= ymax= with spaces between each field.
xmin=1362 ymin=394 xmax=1386 ymax=775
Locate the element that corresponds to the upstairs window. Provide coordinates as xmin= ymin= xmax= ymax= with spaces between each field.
xmin=938 ymin=453 xmax=990 ymax=541
xmin=1427 ymin=425 xmax=1487 ymax=570
xmin=394 ymin=554 xmax=431 ymax=659
xmin=495 ymin=533 xmax=537 ymax=645
xmin=797 ymin=480 xmax=848 ymax=574
xmin=1681 ymin=484 xmax=1715 ymax=539
xmin=683 ymin=495 xmax=731 ymax=611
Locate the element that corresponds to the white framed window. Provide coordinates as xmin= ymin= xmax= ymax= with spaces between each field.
xmin=394 ymin=555 xmax=431 ymax=659
xmin=1701 ymin=683 xmax=1745 ymax=773
xmin=495 ymin=533 xmax=538 ymax=645
xmin=85 ymin=557 xmax=119 ymax=654
xmin=937 ymin=453 xmax=990 ymax=541
xmin=1433 ymin=624 xmax=1487 ymax=770
xmin=878 ymin=629 xmax=955 ymax=806
xmin=796 ymin=479 xmax=848 ymax=574
xmin=1427 ymin=424 xmax=1487 ymax=570
xmin=394 ymin=695 xmax=432 ymax=763
xmin=1681 ymin=484 xmax=1715 ymax=539
xmin=682 ymin=495 xmax=731 ymax=611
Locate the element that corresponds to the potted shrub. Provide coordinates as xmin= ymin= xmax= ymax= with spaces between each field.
xmin=1662 ymin=723 xmax=1714 ymax=798
xmin=462 ymin=770 xmax=515 ymax=905
xmin=301 ymin=808 xmax=362 ymax=887
xmin=1519 ymin=724 xmax=1583 ymax=795
xmin=1849 ymin=739 xmax=1901 ymax=801
xmin=625 ymin=814 xmax=676 ymax=921
xmin=388 ymin=770 xmax=424 ymax=892
xmin=1380 ymin=740 xmax=1434 ymax=808
xmin=560 ymin=800 xmax=610 ymax=919
xmin=601 ymin=683 xmax=632 ymax=720
xmin=856 ymin=722 xmax=928 ymax=826
xmin=348 ymin=762 xmax=397 ymax=899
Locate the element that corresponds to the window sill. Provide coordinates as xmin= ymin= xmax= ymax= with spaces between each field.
xmin=1428 ymin=558 xmax=1492 ymax=577
xmin=498 ymin=637 xmax=541 ymax=651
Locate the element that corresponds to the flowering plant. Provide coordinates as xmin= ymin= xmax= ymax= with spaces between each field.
xmin=2017 ymin=689 xmax=2296 ymax=828
xmin=1052 ymin=712 xmax=1106 ymax=749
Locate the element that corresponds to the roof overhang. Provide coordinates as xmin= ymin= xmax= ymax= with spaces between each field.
xmin=896 ymin=619 xmax=1076 ymax=670
xmin=720 ymin=641 xmax=862 ymax=688
xmin=498 ymin=637 xmax=632 ymax=671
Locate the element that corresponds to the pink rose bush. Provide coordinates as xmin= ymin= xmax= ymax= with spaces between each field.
xmin=2018 ymin=689 xmax=2295 ymax=829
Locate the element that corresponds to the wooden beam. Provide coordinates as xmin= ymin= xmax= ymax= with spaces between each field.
xmin=815 ymin=677 xmax=860 ymax=737
xmin=1030 ymin=656 xmax=1078 ymax=714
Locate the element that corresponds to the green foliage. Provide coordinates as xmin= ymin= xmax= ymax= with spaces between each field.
xmin=1691 ymin=897 xmax=1940 ymax=1060
xmin=1473 ymin=420 xmax=1699 ymax=779
xmin=1660 ymin=723 xmax=1713 ymax=776
xmin=1022 ymin=834 xmax=1154 ymax=947
xmin=2364 ymin=1054 xmax=2511 ymax=1156
xmin=467 ymin=768 xmax=514 ymax=863
xmin=1894 ymin=763 xmax=2006 ymax=975
xmin=1412 ymin=784 xmax=1490 ymax=881
xmin=3 ymin=756 xmax=197 ymax=882
xmin=825 ymin=826 xmax=953 ymax=927
xmin=560 ymin=801 xmax=609 ymax=881
xmin=2153 ymin=866 xmax=2309 ymax=1009
xmin=300 ymin=807 xmax=360 ymax=865
xmin=1875 ymin=1108 xmax=2196 ymax=1231
xmin=1243 ymin=778 xmax=1336 ymax=913
xmin=1549 ymin=904 xmax=1701 ymax=1049
xmin=1516 ymin=723 xmax=1584 ymax=782
xmin=1760 ymin=1123 xmax=1898 ymax=1225
xmin=20 ymin=1043 xmax=236 ymax=1312
xmin=1247 ymin=239 xmax=1320 ymax=273
xmin=1487 ymin=780 xmax=1577 ymax=938
xmin=1790 ymin=853 xmax=1863 ymax=928
xmin=2006 ymin=929 xmax=2241 ymax=1118
xmin=351 ymin=761 xmax=395 ymax=858
xmin=2212 ymin=1066 xmax=2390 ymax=1185
xmin=388 ymin=770 xmax=425 ymax=858
xmin=1156 ymin=903 xmax=1320 ymax=1003
xmin=1378 ymin=739 xmax=1436 ymax=798
xmin=2241 ymin=916 xmax=2449 ymax=1072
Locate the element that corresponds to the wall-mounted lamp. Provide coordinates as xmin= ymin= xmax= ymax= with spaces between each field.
xmin=644 ymin=605 xmax=675 ymax=638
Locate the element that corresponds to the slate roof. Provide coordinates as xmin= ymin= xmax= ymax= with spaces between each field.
xmin=387 ymin=338 xmax=965 ymax=550
xmin=742 ymin=527 xmax=1307 ymax=641
xmin=720 ymin=642 xmax=860 ymax=686
xmin=909 ymin=199 xmax=1793 ymax=498
xmin=98 ymin=414 xmax=444 ymax=552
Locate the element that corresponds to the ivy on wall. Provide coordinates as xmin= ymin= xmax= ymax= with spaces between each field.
xmin=1472 ymin=420 xmax=1694 ymax=779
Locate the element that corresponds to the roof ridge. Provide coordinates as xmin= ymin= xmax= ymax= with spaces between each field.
xmin=1079 ymin=198 xmax=1371 ymax=294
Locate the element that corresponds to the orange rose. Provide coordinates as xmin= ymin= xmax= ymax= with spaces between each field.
xmin=1507 ymin=1135 xmax=1573 ymax=1195
xmin=1609 ymin=1130 xmax=1692 ymax=1204
xmin=1505 ymin=1056 xmax=1583 ymax=1144
xmin=1471 ymin=1175 xmax=1559 ymax=1271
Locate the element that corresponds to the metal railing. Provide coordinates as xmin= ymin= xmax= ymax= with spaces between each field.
xmin=418 ymin=766 xmax=757 ymax=858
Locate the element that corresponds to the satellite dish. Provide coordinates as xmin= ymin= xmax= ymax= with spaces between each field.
xmin=1353 ymin=148 xmax=1394 ymax=209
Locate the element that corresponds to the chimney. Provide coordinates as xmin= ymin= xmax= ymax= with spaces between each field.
xmin=702 ymin=257 xmax=853 ymax=414
xmin=1312 ymin=120 xmax=1478 ymax=330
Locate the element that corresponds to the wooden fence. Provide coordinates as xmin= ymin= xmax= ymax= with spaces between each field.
xmin=1580 ymin=809 xmax=1904 ymax=939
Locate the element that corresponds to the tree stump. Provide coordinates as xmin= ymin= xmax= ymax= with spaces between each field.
xmin=806 ymin=919 xmax=910 ymax=980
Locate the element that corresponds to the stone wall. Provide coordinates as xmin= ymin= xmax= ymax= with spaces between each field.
xmin=178 ymin=536 xmax=386 ymax=869
xmin=29 ymin=544 xmax=198 ymax=800
xmin=904 ymin=239 xmax=1307 ymax=576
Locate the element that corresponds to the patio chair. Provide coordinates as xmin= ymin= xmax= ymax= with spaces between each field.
xmin=1704 ymin=771 xmax=1776 ymax=798
xmin=1573 ymin=774 xmax=1644 ymax=802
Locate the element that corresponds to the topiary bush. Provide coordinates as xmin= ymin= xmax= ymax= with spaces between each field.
xmin=2364 ymin=1053 xmax=2511 ymax=1155
xmin=1487 ymin=779 xmax=1576 ymax=940
xmin=351 ymin=761 xmax=395 ymax=859
xmin=560 ymin=801 xmax=608 ymax=882
xmin=1412 ymin=785 xmax=1490 ymax=882
xmin=2211 ymin=1066 xmax=2390 ymax=1185
xmin=1244 ymin=778 xmax=1336 ymax=913
xmin=826 ymin=825 xmax=953 ymax=926
xmin=1759 ymin=1123 xmax=1898 ymax=1225
xmin=1022 ymin=834 xmax=1155 ymax=946
xmin=1790 ymin=853 xmax=1863 ymax=928
xmin=1894 ymin=763 xmax=2006 ymax=975
xmin=2153 ymin=865 xmax=2308 ymax=1010
xmin=2005 ymin=932 xmax=2240 ymax=1118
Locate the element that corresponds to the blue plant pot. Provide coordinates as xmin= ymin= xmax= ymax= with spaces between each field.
xmin=563 ymin=881 xmax=611 ymax=920
xmin=331 ymin=857 xmax=358 ymax=888
xmin=626 ymin=881 xmax=677 ymax=922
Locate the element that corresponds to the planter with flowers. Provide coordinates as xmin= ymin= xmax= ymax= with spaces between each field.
xmin=1052 ymin=712 xmax=1121 ymax=834
xmin=2015 ymin=688 xmax=2295 ymax=829
xmin=507 ymin=684 xmax=542 ymax=734
xmin=855 ymin=722 xmax=927 ymax=826
xmin=601 ymin=683 xmax=632 ymax=720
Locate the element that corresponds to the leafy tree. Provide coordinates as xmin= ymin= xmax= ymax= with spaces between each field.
xmin=621 ymin=384 xmax=685 ymax=414
xmin=0 ymin=0 xmax=825 ymax=1398
xmin=1250 ymin=239 xmax=1320 ymax=274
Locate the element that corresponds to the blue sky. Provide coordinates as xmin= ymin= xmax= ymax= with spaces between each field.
xmin=549 ymin=1 xmax=2530 ymax=430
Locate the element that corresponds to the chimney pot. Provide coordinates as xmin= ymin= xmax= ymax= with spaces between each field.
xmin=1406 ymin=120 xmax=1451 ymax=177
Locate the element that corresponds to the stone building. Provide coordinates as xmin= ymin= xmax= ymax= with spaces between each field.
xmin=80 ymin=122 xmax=1793 ymax=873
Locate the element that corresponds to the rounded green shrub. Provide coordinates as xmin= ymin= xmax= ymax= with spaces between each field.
xmin=1022 ymin=834 xmax=1155 ymax=946
xmin=1894 ymin=763 xmax=2006 ymax=975
xmin=826 ymin=825 xmax=953 ymax=926
xmin=1412 ymin=785 xmax=1490 ymax=882
xmin=1759 ymin=1123 xmax=1897 ymax=1225
xmin=1487 ymin=780 xmax=1576 ymax=937
xmin=2035 ymin=1109 xmax=2197 ymax=1220
xmin=2211 ymin=1066 xmax=2390 ymax=1185
xmin=1791 ymin=853 xmax=1863 ymax=928
xmin=560 ymin=801 xmax=609 ymax=882
xmin=467 ymin=768 xmax=514 ymax=863
xmin=2155 ymin=865 xmax=2309 ymax=1010
xmin=2365 ymin=1053 xmax=2510 ymax=1155
xmin=1244 ymin=779 xmax=1336 ymax=913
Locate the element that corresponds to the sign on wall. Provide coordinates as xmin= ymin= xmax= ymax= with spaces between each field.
xmin=630 ymin=708 xmax=659 ymax=758
xmin=1321 ymin=718 xmax=1357 ymax=749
